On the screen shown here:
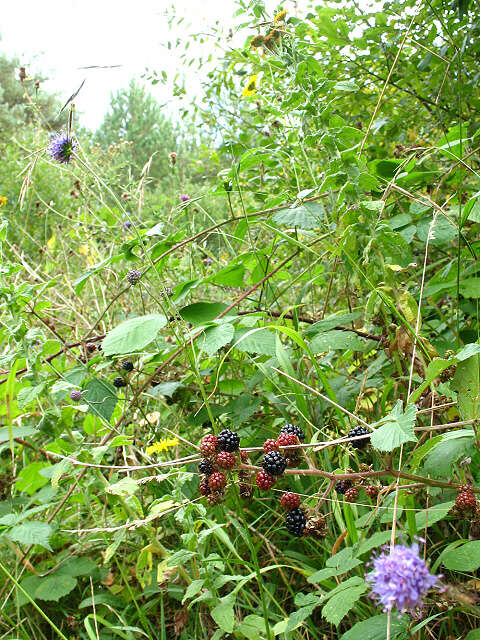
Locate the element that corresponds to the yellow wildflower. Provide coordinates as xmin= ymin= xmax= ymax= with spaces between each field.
xmin=242 ymin=75 xmax=258 ymax=98
xmin=0 ymin=196 xmax=6 ymax=207
xmin=274 ymin=9 xmax=287 ymax=23
xmin=146 ymin=438 xmax=179 ymax=455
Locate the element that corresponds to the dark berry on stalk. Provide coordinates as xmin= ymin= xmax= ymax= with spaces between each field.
xmin=280 ymin=492 xmax=300 ymax=510
xmin=279 ymin=423 xmax=305 ymax=442
xmin=208 ymin=472 xmax=227 ymax=491
xmin=262 ymin=451 xmax=286 ymax=476
xmin=263 ymin=438 xmax=279 ymax=453
xmin=126 ymin=269 xmax=141 ymax=285
xmin=256 ymin=470 xmax=276 ymax=491
xmin=285 ymin=508 xmax=307 ymax=537
xmin=277 ymin=432 xmax=298 ymax=448
xmin=86 ymin=343 xmax=96 ymax=353
xmin=198 ymin=459 xmax=214 ymax=476
xmin=335 ymin=480 xmax=352 ymax=495
xmin=199 ymin=434 xmax=217 ymax=457
xmin=344 ymin=486 xmax=359 ymax=502
xmin=199 ymin=479 xmax=210 ymax=496
xmin=122 ymin=360 xmax=134 ymax=372
xmin=217 ymin=429 xmax=240 ymax=452
xmin=216 ymin=451 xmax=236 ymax=470
xmin=456 ymin=491 xmax=477 ymax=511
xmin=70 ymin=389 xmax=82 ymax=402
xmin=113 ymin=376 xmax=126 ymax=388
xmin=348 ymin=425 xmax=370 ymax=449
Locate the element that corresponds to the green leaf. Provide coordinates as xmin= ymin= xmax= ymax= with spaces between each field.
xmin=234 ymin=328 xmax=277 ymax=356
xmin=211 ymin=592 xmax=236 ymax=633
xmin=182 ymin=579 xmax=204 ymax=604
xmin=442 ymin=540 xmax=480 ymax=571
xmin=285 ymin=603 xmax=319 ymax=632
xmin=424 ymin=430 xmax=475 ymax=476
xmin=334 ymin=80 xmax=359 ymax=92
xmin=452 ymin=354 xmax=480 ymax=420
xmin=273 ymin=201 xmax=324 ymax=229
xmin=17 ymin=383 xmax=44 ymax=408
xmin=15 ymin=462 xmax=51 ymax=495
xmin=167 ymin=549 xmax=197 ymax=566
xmin=0 ymin=425 xmax=36 ymax=442
xmin=34 ymin=575 xmax=77 ymax=601
xmin=322 ymin=584 xmax=367 ymax=626
xmin=310 ymin=329 xmax=372 ymax=353
xmin=106 ymin=477 xmax=139 ymax=496
xmin=417 ymin=215 xmax=456 ymax=246
xmin=340 ymin=614 xmax=408 ymax=640
xmin=56 ymin=557 xmax=97 ymax=577
xmin=370 ymin=401 xmax=417 ymax=452
xmin=102 ymin=314 xmax=166 ymax=356
xmin=209 ymin=263 xmax=245 ymax=287
xmin=179 ymin=302 xmax=228 ymax=324
xmin=465 ymin=631 xmax=480 ymax=640
xmin=236 ymin=614 xmax=268 ymax=640
xmin=414 ymin=501 xmax=455 ymax=532
xmin=8 ymin=521 xmax=53 ymax=551
xmin=83 ymin=379 xmax=117 ymax=422
xmin=200 ymin=324 xmax=235 ymax=356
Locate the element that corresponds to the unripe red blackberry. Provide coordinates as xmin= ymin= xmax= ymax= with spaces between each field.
xmin=262 ymin=451 xmax=286 ymax=476
xmin=216 ymin=451 xmax=236 ymax=470
xmin=199 ymin=479 xmax=210 ymax=496
xmin=198 ymin=459 xmax=214 ymax=476
xmin=459 ymin=484 xmax=474 ymax=493
xmin=279 ymin=423 xmax=305 ymax=442
xmin=207 ymin=492 xmax=224 ymax=505
xmin=280 ymin=492 xmax=300 ymax=510
xmin=277 ymin=432 xmax=298 ymax=448
xmin=365 ymin=485 xmax=379 ymax=498
xmin=285 ymin=508 xmax=307 ymax=536
xmin=199 ymin=434 xmax=218 ymax=457
xmin=456 ymin=491 xmax=477 ymax=511
xmin=113 ymin=376 xmax=126 ymax=388
xmin=70 ymin=389 xmax=82 ymax=402
xmin=256 ymin=470 xmax=276 ymax=491
xmin=217 ymin=429 xmax=240 ymax=452
xmin=240 ymin=450 xmax=249 ymax=462
xmin=335 ymin=479 xmax=352 ymax=495
xmin=263 ymin=438 xmax=279 ymax=453
xmin=344 ymin=486 xmax=359 ymax=502
xmin=208 ymin=472 xmax=227 ymax=491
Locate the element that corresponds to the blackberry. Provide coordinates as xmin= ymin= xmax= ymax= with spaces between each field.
xmin=263 ymin=438 xmax=279 ymax=453
xmin=208 ymin=472 xmax=227 ymax=491
xmin=199 ymin=434 xmax=217 ymax=457
xmin=216 ymin=451 xmax=236 ymax=470
xmin=198 ymin=459 xmax=214 ymax=476
xmin=199 ymin=479 xmax=210 ymax=496
xmin=86 ymin=343 xmax=96 ymax=353
xmin=207 ymin=492 xmax=224 ymax=506
xmin=304 ymin=515 xmax=327 ymax=539
xmin=277 ymin=432 xmax=298 ymax=448
xmin=217 ymin=429 xmax=240 ymax=452
xmin=344 ymin=486 xmax=359 ymax=502
xmin=365 ymin=485 xmax=379 ymax=498
xmin=456 ymin=491 xmax=477 ymax=511
xmin=285 ymin=508 xmax=307 ymax=537
xmin=280 ymin=492 xmax=300 ymax=510
xmin=113 ymin=376 xmax=126 ymax=388
xmin=256 ymin=470 xmax=276 ymax=491
xmin=70 ymin=389 xmax=82 ymax=402
xmin=126 ymin=269 xmax=141 ymax=284
xmin=335 ymin=480 xmax=352 ymax=495
xmin=263 ymin=451 xmax=286 ymax=476
xmin=240 ymin=450 xmax=249 ymax=462
xmin=122 ymin=360 xmax=134 ymax=372
xmin=279 ymin=423 xmax=305 ymax=442
xmin=348 ymin=425 xmax=370 ymax=449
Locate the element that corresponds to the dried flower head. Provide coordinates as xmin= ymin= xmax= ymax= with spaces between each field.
xmin=169 ymin=151 xmax=177 ymax=166
xmin=48 ymin=132 xmax=77 ymax=164
xmin=366 ymin=543 xmax=437 ymax=614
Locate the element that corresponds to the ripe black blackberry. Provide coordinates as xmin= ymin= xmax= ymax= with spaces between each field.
xmin=217 ymin=429 xmax=240 ymax=452
xmin=113 ymin=376 xmax=126 ymax=388
xmin=279 ymin=423 xmax=305 ymax=442
xmin=122 ymin=360 xmax=134 ymax=372
xmin=285 ymin=508 xmax=307 ymax=537
xmin=335 ymin=479 xmax=352 ymax=495
xmin=348 ymin=425 xmax=370 ymax=449
xmin=263 ymin=451 xmax=286 ymax=476
xmin=198 ymin=459 xmax=214 ymax=476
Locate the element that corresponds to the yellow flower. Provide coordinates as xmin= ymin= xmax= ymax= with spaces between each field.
xmin=274 ymin=9 xmax=287 ymax=23
xmin=146 ymin=438 xmax=179 ymax=455
xmin=0 ymin=196 xmax=6 ymax=207
xmin=242 ymin=75 xmax=258 ymax=98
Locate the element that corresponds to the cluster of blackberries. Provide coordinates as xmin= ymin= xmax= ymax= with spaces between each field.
xmin=113 ymin=360 xmax=135 ymax=389
xmin=257 ymin=423 xmax=305 ymax=492
xmin=453 ymin=484 xmax=478 ymax=517
xmin=198 ymin=430 xmax=242 ymax=505
xmin=335 ymin=477 xmax=380 ymax=503
xmin=347 ymin=425 xmax=371 ymax=449
xmin=279 ymin=491 xmax=307 ymax=537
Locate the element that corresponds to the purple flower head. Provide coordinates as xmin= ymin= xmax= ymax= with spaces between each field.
xmin=180 ymin=194 xmax=190 ymax=202
xmin=123 ymin=221 xmax=132 ymax=229
xmin=366 ymin=543 xmax=437 ymax=614
xmin=70 ymin=389 xmax=82 ymax=402
xmin=48 ymin=132 xmax=77 ymax=164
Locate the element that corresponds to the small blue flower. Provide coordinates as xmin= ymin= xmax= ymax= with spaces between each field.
xmin=48 ymin=132 xmax=77 ymax=164
xmin=366 ymin=543 xmax=437 ymax=614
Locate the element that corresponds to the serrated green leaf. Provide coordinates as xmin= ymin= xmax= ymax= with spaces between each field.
xmin=102 ymin=314 xmax=166 ymax=356
xmin=273 ymin=201 xmax=324 ymax=229
xmin=370 ymin=401 xmax=417 ymax=452
xmin=211 ymin=592 xmax=236 ymax=633
xmin=442 ymin=540 xmax=480 ymax=571
xmin=322 ymin=584 xmax=367 ymax=626
xmin=200 ymin=323 xmax=234 ymax=356
xmin=8 ymin=521 xmax=53 ymax=551
xmin=310 ymin=329 xmax=372 ymax=353
xmin=35 ymin=575 xmax=77 ymax=601
xmin=414 ymin=501 xmax=455 ymax=531
xmin=83 ymin=379 xmax=117 ymax=422
xmin=340 ymin=614 xmax=408 ymax=640
xmin=179 ymin=302 xmax=229 ymax=324
xmin=452 ymin=354 xmax=480 ymax=420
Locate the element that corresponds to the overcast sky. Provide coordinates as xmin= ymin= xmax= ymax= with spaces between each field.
xmin=1 ymin=0 xmax=279 ymax=130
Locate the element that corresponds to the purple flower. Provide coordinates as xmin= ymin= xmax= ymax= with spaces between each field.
xmin=366 ymin=543 xmax=437 ymax=614
xmin=124 ymin=221 xmax=132 ymax=229
xmin=70 ymin=389 xmax=82 ymax=402
xmin=48 ymin=132 xmax=77 ymax=164
xmin=180 ymin=194 xmax=190 ymax=202
xmin=126 ymin=269 xmax=141 ymax=285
